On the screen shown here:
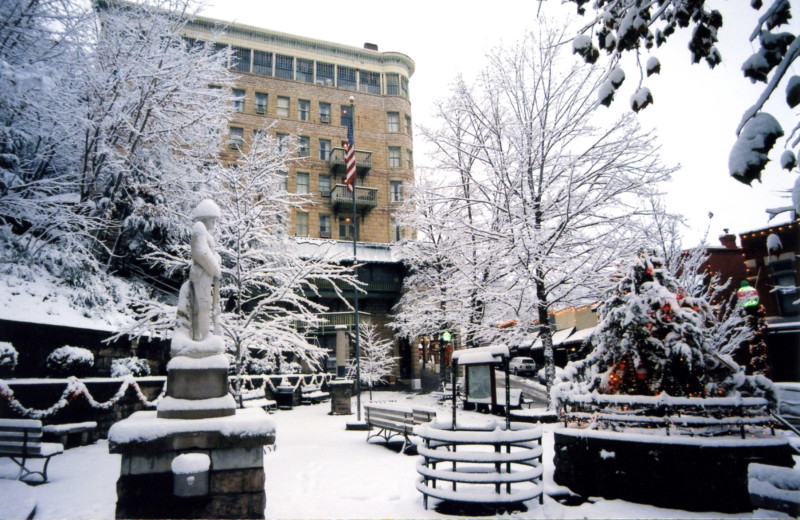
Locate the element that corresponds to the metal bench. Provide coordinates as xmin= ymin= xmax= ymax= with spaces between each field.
xmin=301 ymin=385 xmax=329 ymax=405
xmin=237 ymin=390 xmax=277 ymax=413
xmin=0 ymin=418 xmax=63 ymax=483
xmin=364 ymin=404 xmax=436 ymax=454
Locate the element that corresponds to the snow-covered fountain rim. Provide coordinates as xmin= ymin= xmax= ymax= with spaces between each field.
xmin=557 ymin=427 xmax=789 ymax=447
xmin=561 ymin=391 xmax=769 ymax=408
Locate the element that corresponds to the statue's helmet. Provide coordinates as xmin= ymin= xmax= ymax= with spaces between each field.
xmin=193 ymin=199 xmax=221 ymax=220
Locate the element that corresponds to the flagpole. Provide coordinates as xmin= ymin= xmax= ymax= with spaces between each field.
xmin=349 ymin=96 xmax=362 ymax=422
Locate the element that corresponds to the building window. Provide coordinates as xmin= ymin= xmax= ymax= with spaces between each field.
xmin=231 ymin=46 xmax=250 ymax=72
xmin=319 ymin=139 xmax=331 ymax=161
xmin=319 ymin=102 xmax=331 ymax=123
xmin=341 ymin=105 xmax=353 ymax=127
xmin=277 ymin=96 xmax=289 ymax=118
xmin=276 ymin=133 xmax=289 ymax=152
xmin=406 ymin=148 xmax=413 ymax=169
xmin=319 ymin=173 xmax=331 ymax=195
xmin=229 ymin=126 xmax=244 ymax=149
xmin=391 ymin=218 xmax=403 ymax=242
xmin=316 ymin=62 xmax=334 ymax=86
xmin=386 ymin=73 xmax=400 ymax=96
xmin=339 ymin=217 xmax=355 ymax=240
xmin=255 ymin=92 xmax=267 ymax=114
xmin=319 ymin=214 xmax=331 ymax=238
xmin=360 ymin=70 xmax=380 ymax=94
xmin=298 ymin=99 xmax=310 ymax=121
xmin=388 ymin=147 xmax=401 ymax=168
xmin=337 ymin=66 xmax=357 ymax=90
xmin=405 ymin=114 xmax=412 ymax=135
xmin=387 ymin=112 xmax=400 ymax=132
xmin=296 ymin=211 xmax=309 ymax=236
xmin=296 ymin=58 xmax=313 ymax=83
xmin=278 ymin=171 xmax=288 ymax=191
xmin=253 ymin=50 xmax=272 ymax=76
xmin=298 ymin=136 xmax=309 ymax=157
xmin=276 ymin=54 xmax=293 ymax=79
xmin=390 ymin=181 xmax=403 ymax=202
xmin=232 ymin=88 xmax=245 ymax=112
xmin=296 ymin=172 xmax=309 ymax=194
xmin=401 ymin=76 xmax=409 ymax=98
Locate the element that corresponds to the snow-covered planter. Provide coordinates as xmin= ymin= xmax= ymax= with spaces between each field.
xmin=0 ymin=342 xmax=18 ymax=378
xmin=110 ymin=357 xmax=151 ymax=378
xmin=554 ymin=427 xmax=793 ymax=513
xmin=45 ymin=346 xmax=94 ymax=378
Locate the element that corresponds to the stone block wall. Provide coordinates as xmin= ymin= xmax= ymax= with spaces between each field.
xmin=554 ymin=430 xmax=794 ymax=513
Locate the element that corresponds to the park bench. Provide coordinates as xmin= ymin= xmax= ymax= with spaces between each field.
xmin=0 ymin=418 xmax=63 ymax=483
xmin=301 ymin=384 xmax=329 ymax=405
xmin=237 ymin=390 xmax=277 ymax=413
xmin=42 ymin=421 xmax=97 ymax=448
xmin=364 ymin=403 xmax=437 ymax=454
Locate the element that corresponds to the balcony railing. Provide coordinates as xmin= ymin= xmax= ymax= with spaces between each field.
xmin=295 ymin=311 xmax=371 ymax=331
xmin=330 ymin=184 xmax=377 ymax=211
xmin=328 ymin=147 xmax=372 ymax=174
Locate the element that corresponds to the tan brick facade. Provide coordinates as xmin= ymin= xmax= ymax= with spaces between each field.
xmin=184 ymin=17 xmax=415 ymax=245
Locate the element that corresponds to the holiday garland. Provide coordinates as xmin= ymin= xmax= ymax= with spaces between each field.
xmin=0 ymin=376 xmax=166 ymax=420
xmin=0 ymin=372 xmax=333 ymax=420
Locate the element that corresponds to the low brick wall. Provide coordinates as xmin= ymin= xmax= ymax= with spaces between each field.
xmin=554 ymin=429 xmax=794 ymax=513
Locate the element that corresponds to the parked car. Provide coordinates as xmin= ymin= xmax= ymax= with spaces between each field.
xmin=509 ymin=357 xmax=536 ymax=377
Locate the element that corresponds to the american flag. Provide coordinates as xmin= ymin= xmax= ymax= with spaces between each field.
xmin=344 ymin=108 xmax=356 ymax=192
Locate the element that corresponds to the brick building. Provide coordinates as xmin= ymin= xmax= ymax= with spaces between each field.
xmin=183 ymin=16 xmax=416 ymax=383
xmin=707 ymin=222 xmax=800 ymax=381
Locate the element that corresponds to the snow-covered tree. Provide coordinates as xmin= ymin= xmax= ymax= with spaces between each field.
xmin=120 ymin=128 xmax=360 ymax=382
xmin=558 ymin=250 xmax=773 ymax=400
xmin=561 ymin=0 xmax=798 ymax=186
xmin=0 ymin=0 xmax=233 ymax=310
xmin=347 ymin=323 xmax=397 ymax=399
xmin=398 ymin=23 xmax=675 ymax=401
xmin=79 ymin=0 xmax=233 ymax=270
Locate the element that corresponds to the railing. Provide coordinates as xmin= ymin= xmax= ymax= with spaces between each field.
xmin=558 ymin=393 xmax=776 ymax=439
xmin=330 ymin=184 xmax=377 ymax=211
xmin=314 ymin=278 xmax=401 ymax=294
xmin=328 ymin=147 xmax=372 ymax=174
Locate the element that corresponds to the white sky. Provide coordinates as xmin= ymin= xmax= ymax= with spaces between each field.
xmin=199 ymin=0 xmax=799 ymax=248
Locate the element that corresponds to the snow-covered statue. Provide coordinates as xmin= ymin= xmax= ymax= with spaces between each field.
xmin=171 ymin=199 xmax=225 ymax=358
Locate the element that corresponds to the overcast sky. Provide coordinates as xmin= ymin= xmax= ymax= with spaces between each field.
xmin=199 ymin=0 xmax=798 ymax=248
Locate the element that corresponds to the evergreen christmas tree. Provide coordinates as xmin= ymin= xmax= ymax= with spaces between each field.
xmin=559 ymin=250 xmax=774 ymax=400
xmin=584 ymin=250 xmax=712 ymax=396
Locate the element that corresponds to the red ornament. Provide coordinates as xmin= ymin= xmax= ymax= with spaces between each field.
xmin=636 ymin=364 xmax=648 ymax=380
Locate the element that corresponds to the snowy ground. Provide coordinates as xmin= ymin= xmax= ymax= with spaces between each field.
xmin=0 ymin=390 xmax=793 ymax=519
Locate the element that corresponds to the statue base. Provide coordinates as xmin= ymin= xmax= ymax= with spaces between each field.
xmin=157 ymin=354 xmax=235 ymax=420
xmin=109 ymin=409 xmax=275 ymax=519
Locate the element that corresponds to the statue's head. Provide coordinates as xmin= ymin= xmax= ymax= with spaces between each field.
xmin=193 ymin=199 xmax=221 ymax=229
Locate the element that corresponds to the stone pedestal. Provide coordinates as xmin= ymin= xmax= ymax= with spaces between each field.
xmin=157 ymin=354 xmax=235 ymax=420
xmin=328 ymin=380 xmax=353 ymax=415
xmin=109 ymin=408 xmax=275 ymax=519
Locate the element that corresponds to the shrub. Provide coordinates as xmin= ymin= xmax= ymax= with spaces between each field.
xmin=45 ymin=346 xmax=94 ymax=378
xmin=110 ymin=356 xmax=151 ymax=378
xmin=0 ymin=341 xmax=18 ymax=377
